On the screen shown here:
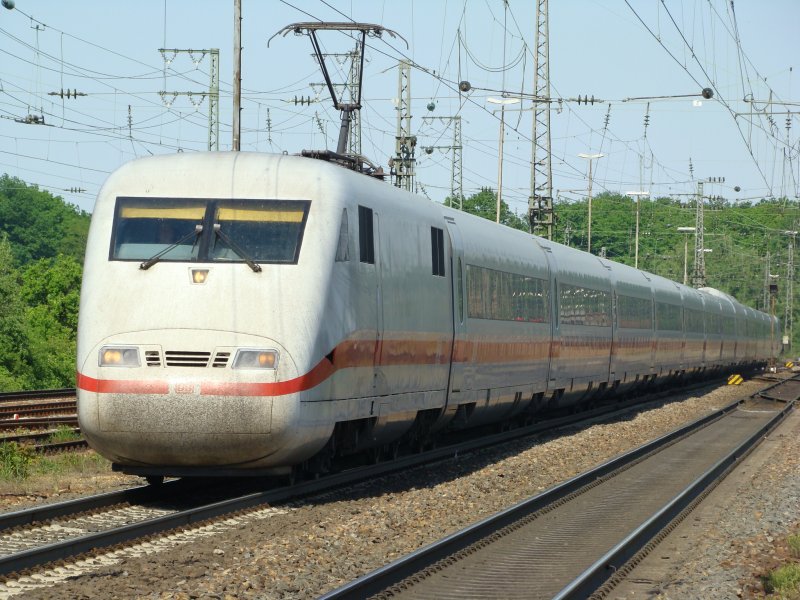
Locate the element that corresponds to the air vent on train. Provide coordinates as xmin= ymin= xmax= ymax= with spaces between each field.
xmin=164 ymin=351 xmax=211 ymax=367
xmin=212 ymin=352 xmax=230 ymax=368
xmin=144 ymin=351 xmax=161 ymax=367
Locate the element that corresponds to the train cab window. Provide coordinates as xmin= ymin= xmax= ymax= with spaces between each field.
xmin=431 ymin=227 xmax=445 ymax=276
xmin=110 ymin=197 xmax=310 ymax=265
xmin=358 ymin=205 xmax=375 ymax=264
xmin=210 ymin=200 xmax=309 ymax=264
xmin=111 ymin=198 xmax=205 ymax=261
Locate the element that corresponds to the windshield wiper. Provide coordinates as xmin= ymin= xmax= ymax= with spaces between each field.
xmin=213 ymin=224 xmax=262 ymax=273
xmin=139 ymin=224 xmax=203 ymax=270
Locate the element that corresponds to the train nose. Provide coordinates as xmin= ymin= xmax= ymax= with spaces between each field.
xmin=77 ymin=329 xmax=299 ymax=467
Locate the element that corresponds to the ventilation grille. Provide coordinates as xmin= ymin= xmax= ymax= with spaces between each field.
xmin=145 ymin=351 xmax=161 ymax=367
xmin=143 ymin=350 xmax=231 ymax=368
xmin=164 ymin=351 xmax=211 ymax=368
xmin=212 ymin=352 xmax=230 ymax=368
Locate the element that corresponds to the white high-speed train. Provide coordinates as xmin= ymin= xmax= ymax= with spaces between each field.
xmin=76 ymin=152 xmax=779 ymax=478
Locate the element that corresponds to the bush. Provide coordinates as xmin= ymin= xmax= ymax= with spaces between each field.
xmin=789 ymin=534 xmax=800 ymax=559
xmin=764 ymin=563 xmax=800 ymax=595
xmin=0 ymin=442 xmax=35 ymax=480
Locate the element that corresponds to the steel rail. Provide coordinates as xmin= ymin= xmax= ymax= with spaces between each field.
xmin=320 ymin=375 xmax=799 ymax=599
xmin=0 ymin=389 xmax=76 ymax=403
xmin=0 ymin=402 xmax=77 ymax=419
xmin=555 ymin=398 xmax=793 ymax=598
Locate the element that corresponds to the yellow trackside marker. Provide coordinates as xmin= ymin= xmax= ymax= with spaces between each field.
xmin=727 ymin=374 xmax=743 ymax=385
xmin=785 ymin=361 xmax=794 ymax=368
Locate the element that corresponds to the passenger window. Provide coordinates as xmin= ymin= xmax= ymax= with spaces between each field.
xmin=358 ymin=205 xmax=374 ymax=264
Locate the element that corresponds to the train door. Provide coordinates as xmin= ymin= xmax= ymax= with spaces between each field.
xmin=356 ymin=203 xmax=384 ymax=396
xmin=373 ymin=211 xmax=385 ymax=375
xmin=444 ymin=217 xmax=467 ymax=405
xmin=609 ymin=291 xmax=618 ymax=383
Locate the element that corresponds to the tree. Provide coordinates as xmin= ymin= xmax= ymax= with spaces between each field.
xmin=456 ymin=187 xmax=529 ymax=232
xmin=0 ymin=235 xmax=33 ymax=390
xmin=0 ymin=175 xmax=90 ymax=266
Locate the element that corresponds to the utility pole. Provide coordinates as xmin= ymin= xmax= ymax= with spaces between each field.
xmin=233 ymin=0 xmax=241 ymax=150
xmin=579 ymin=153 xmax=604 ymax=254
xmin=529 ymin=0 xmax=553 ymax=239
xmin=691 ymin=181 xmax=707 ymax=288
xmin=158 ymin=48 xmax=221 ymax=151
xmin=763 ymin=251 xmax=771 ymax=311
xmin=627 ymin=191 xmax=649 ymax=269
xmin=393 ymin=60 xmax=415 ymax=192
xmin=785 ymin=231 xmax=795 ymax=351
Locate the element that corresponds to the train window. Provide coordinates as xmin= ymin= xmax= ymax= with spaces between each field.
xmin=111 ymin=198 xmax=205 ymax=261
xmin=618 ymin=294 xmax=653 ymax=329
xmin=110 ymin=197 xmax=311 ymax=265
xmin=559 ymin=284 xmax=611 ymax=327
xmin=335 ymin=208 xmax=350 ymax=262
xmin=431 ymin=227 xmax=445 ymax=276
xmin=723 ymin=316 xmax=736 ymax=335
xmin=656 ymin=302 xmax=682 ymax=331
xmin=358 ymin=205 xmax=375 ymax=264
xmin=210 ymin=200 xmax=310 ymax=264
xmin=684 ymin=308 xmax=705 ymax=333
xmin=466 ymin=265 xmax=549 ymax=323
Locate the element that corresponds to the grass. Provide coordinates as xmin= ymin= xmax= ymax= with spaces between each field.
xmin=0 ymin=442 xmax=35 ymax=480
xmin=763 ymin=564 xmax=800 ymax=597
xmin=0 ymin=439 xmax=115 ymax=501
xmin=45 ymin=425 xmax=82 ymax=443
xmin=790 ymin=534 xmax=800 ymax=559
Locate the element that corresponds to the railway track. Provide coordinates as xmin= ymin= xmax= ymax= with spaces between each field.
xmin=321 ymin=375 xmax=798 ymax=599
xmin=0 ymin=389 xmax=77 ymax=432
xmin=0 ymin=380 xmax=736 ymax=582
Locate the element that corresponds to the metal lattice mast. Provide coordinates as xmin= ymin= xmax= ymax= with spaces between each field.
xmin=451 ymin=116 xmax=463 ymax=207
xmin=158 ymin=48 xmax=221 ymax=151
xmin=347 ymin=44 xmax=362 ymax=156
xmin=691 ymin=181 xmax=706 ymax=288
xmin=529 ymin=0 xmax=553 ymax=238
xmin=393 ymin=60 xmax=415 ymax=191
xmin=208 ymin=49 xmax=220 ymax=151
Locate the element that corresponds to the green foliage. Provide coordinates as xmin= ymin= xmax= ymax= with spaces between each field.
xmin=0 ymin=175 xmax=90 ymax=266
xmin=47 ymin=425 xmax=81 ymax=443
xmin=451 ymin=187 xmax=529 ymax=232
xmin=33 ymin=450 xmax=108 ymax=477
xmin=0 ymin=235 xmax=34 ymax=389
xmin=763 ymin=563 xmax=800 ymax=595
xmin=789 ymin=534 xmax=800 ymax=558
xmin=0 ymin=442 xmax=35 ymax=480
xmin=0 ymin=175 xmax=90 ymax=391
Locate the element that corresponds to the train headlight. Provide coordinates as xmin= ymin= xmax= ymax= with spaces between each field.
xmin=232 ymin=349 xmax=279 ymax=370
xmin=99 ymin=346 xmax=140 ymax=367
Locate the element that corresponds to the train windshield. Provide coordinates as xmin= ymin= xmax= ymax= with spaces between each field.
xmin=111 ymin=199 xmax=205 ymax=261
xmin=110 ymin=197 xmax=310 ymax=265
xmin=210 ymin=201 xmax=309 ymax=263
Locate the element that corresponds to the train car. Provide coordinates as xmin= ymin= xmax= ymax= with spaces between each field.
xmin=76 ymin=151 xmax=779 ymax=478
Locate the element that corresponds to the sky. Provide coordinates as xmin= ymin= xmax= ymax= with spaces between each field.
xmin=0 ymin=0 xmax=797 ymax=219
